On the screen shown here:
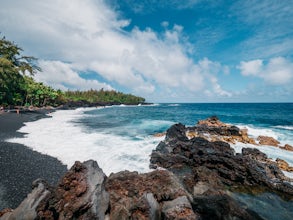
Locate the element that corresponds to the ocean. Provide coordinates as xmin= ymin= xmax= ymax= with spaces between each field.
xmin=7 ymin=103 xmax=293 ymax=176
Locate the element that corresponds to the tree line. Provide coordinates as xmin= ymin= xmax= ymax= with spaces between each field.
xmin=0 ymin=36 xmax=145 ymax=107
xmin=64 ymin=89 xmax=145 ymax=105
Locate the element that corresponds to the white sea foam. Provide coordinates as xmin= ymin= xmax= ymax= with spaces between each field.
xmin=236 ymin=124 xmax=293 ymax=146
xmin=282 ymin=171 xmax=293 ymax=180
xmin=7 ymin=108 xmax=164 ymax=175
xmin=273 ymin=125 xmax=293 ymax=131
xmin=138 ymin=119 xmax=174 ymax=130
xmin=237 ymin=124 xmax=279 ymax=139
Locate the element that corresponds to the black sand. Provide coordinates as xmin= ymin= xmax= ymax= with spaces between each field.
xmin=0 ymin=111 xmax=67 ymax=210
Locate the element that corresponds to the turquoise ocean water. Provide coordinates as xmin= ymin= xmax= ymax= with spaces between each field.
xmin=8 ymin=103 xmax=293 ymax=174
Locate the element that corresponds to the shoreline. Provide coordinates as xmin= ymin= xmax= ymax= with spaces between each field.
xmin=0 ymin=110 xmax=67 ymax=210
xmin=1 ymin=105 xmax=293 ymax=212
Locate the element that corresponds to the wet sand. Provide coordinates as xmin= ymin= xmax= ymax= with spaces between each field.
xmin=0 ymin=110 xmax=67 ymax=210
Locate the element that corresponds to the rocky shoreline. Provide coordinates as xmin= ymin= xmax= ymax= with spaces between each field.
xmin=1 ymin=117 xmax=293 ymax=219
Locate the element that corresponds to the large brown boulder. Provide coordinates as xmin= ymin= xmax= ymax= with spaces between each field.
xmin=257 ymin=135 xmax=280 ymax=147
xmin=197 ymin=116 xmax=229 ymax=127
xmin=187 ymin=117 xmax=256 ymax=145
xmin=105 ymin=169 xmax=198 ymax=219
xmin=37 ymin=160 xmax=109 ymax=219
xmin=1 ymin=160 xmax=110 ymax=220
xmin=280 ymin=144 xmax=293 ymax=151
xmin=276 ymin=158 xmax=293 ymax=172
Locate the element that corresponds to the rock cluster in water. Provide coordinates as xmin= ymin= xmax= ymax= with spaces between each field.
xmin=1 ymin=117 xmax=293 ymax=219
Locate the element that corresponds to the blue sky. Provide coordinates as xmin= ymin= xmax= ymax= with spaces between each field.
xmin=0 ymin=0 xmax=292 ymax=102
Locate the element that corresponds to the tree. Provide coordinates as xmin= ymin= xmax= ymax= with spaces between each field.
xmin=0 ymin=36 xmax=40 ymax=105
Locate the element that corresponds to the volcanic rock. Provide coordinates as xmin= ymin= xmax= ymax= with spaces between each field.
xmin=0 ymin=179 xmax=51 ymax=220
xmin=105 ymin=169 xmax=194 ymax=219
xmin=280 ymin=144 xmax=293 ymax=151
xmin=153 ymin=132 xmax=166 ymax=137
xmin=186 ymin=117 xmax=256 ymax=145
xmin=276 ymin=158 xmax=293 ymax=172
xmin=197 ymin=116 xmax=228 ymax=127
xmin=242 ymin=148 xmax=268 ymax=162
xmin=257 ymin=135 xmax=280 ymax=147
xmin=162 ymin=196 xmax=199 ymax=220
xmin=150 ymin=122 xmax=293 ymax=219
xmin=37 ymin=160 xmax=109 ymax=219
xmin=0 ymin=160 xmax=110 ymax=220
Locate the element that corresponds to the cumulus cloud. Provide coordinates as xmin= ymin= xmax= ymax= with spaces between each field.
xmin=36 ymin=60 xmax=113 ymax=91
xmin=238 ymin=59 xmax=263 ymax=76
xmin=198 ymin=58 xmax=232 ymax=97
xmin=0 ymin=0 xmax=230 ymax=100
xmin=238 ymin=57 xmax=293 ymax=85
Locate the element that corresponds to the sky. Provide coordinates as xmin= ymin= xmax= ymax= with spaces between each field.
xmin=0 ymin=0 xmax=292 ymax=103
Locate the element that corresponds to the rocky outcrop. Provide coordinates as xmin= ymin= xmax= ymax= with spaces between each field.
xmin=37 ymin=160 xmax=109 ymax=219
xmin=280 ymin=144 xmax=293 ymax=151
xmin=0 ymin=162 xmax=199 ymax=220
xmin=151 ymin=124 xmax=292 ymax=191
xmin=197 ymin=116 xmax=229 ymax=127
xmin=276 ymin=158 xmax=293 ymax=172
xmin=185 ymin=117 xmax=293 ymax=158
xmin=105 ymin=169 xmax=197 ymax=219
xmin=150 ymin=122 xmax=293 ymax=219
xmin=257 ymin=135 xmax=280 ymax=146
xmin=186 ymin=116 xmax=256 ymax=145
xmin=1 ymin=160 xmax=109 ymax=220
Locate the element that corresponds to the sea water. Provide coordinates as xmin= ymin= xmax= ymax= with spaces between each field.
xmin=7 ymin=103 xmax=293 ymax=175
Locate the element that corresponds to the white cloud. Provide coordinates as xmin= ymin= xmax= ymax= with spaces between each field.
xmin=238 ymin=59 xmax=263 ymax=76
xmin=210 ymin=76 xmax=232 ymax=97
xmin=161 ymin=21 xmax=169 ymax=28
xmin=0 ymin=0 xmax=230 ymax=101
xmin=198 ymin=58 xmax=232 ymax=97
xmin=265 ymin=57 xmax=293 ymax=85
xmin=36 ymin=60 xmax=113 ymax=91
xmin=238 ymin=57 xmax=293 ymax=85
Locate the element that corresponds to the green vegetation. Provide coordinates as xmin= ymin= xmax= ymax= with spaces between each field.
xmin=65 ymin=89 xmax=145 ymax=105
xmin=22 ymin=76 xmax=62 ymax=106
xmin=0 ymin=36 xmax=145 ymax=107
xmin=0 ymin=36 xmax=40 ymax=105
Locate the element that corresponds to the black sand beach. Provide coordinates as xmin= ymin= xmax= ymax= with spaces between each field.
xmin=0 ymin=110 xmax=67 ymax=210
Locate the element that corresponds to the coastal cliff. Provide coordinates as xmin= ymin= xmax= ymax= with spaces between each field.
xmin=1 ymin=117 xmax=293 ymax=219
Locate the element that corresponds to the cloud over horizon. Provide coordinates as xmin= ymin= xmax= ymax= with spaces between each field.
xmin=239 ymin=57 xmax=293 ymax=85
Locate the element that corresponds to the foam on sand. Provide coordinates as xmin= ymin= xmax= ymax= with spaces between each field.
xmin=7 ymin=108 xmax=164 ymax=175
